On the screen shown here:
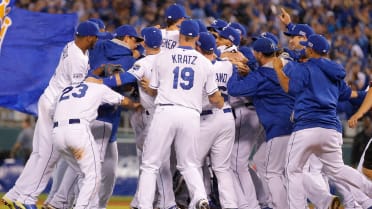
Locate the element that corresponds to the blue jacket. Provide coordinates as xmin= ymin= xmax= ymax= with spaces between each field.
xmin=227 ymin=65 xmax=295 ymax=140
xmin=285 ymin=58 xmax=352 ymax=132
xmin=88 ymin=39 xmax=137 ymax=142
xmin=89 ymin=39 xmax=136 ymax=71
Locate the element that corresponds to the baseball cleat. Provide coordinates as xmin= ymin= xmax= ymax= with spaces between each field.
xmin=196 ymin=199 xmax=210 ymax=209
xmin=328 ymin=196 xmax=341 ymax=209
xmin=14 ymin=202 xmax=37 ymax=209
xmin=1 ymin=196 xmax=16 ymax=209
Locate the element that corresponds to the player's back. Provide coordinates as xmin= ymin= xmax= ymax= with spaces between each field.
xmin=128 ymin=54 xmax=159 ymax=111
xmin=44 ymin=41 xmax=89 ymax=103
xmin=161 ymin=29 xmax=179 ymax=51
xmin=53 ymin=82 xmax=122 ymax=124
xmin=202 ymin=59 xmax=233 ymax=110
xmin=151 ymin=47 xmax=216 ymax=113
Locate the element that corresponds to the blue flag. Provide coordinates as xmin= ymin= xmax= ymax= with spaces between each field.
xmin=0 ymin=3 xmax=78 ymax=115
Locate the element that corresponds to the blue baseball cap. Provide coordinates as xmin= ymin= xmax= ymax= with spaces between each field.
xmin=197 ymin=32 xmax=216 ymax=52
xmin=218 ymin=26 xmax=240 ymax=46
xmin=300 ymin=34 xmax=330 ymax=54
xmin=196 ymin=19 xmax=208 ymax=33
xmin=141 ymin=27 xmax=162 ymax=49
xmin=88 ymin=18 xmax=105 ymax=30
xmin=75 ymin=21 xmax=106 ymax=38
xmin=114 ymin=25 xmax=144 ymax=42
xmin=283 ymin=24 xmax=314 ymax=38
xmin=207 ymin=19 xmax=228 ymax=31
xmin=165 ymin=3 xmax=189 ymax=20
xmin=252 ymin=32 xmax=279 ymax=45
xmin=230 ymin=22 xmax=247 ymax=37
xmin=239 ymin=46 xmax=255 ymax=61
xmin=180 ymin=19 xmax=199 ymax=37
xmin=252 ymin=37 xmax=278 ymax=54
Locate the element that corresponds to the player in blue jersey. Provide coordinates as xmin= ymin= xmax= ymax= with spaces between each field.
xmin=228 ymin=37 xmax=294 ymax=209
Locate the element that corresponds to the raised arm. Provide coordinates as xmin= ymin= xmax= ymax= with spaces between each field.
xmin=273 ymin=57 xmax=290 ymax=93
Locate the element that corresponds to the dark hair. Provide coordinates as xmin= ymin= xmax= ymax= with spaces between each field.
xmin=166 ymin=19 xmax=178 ymax=27
xmin=262 ymin=51 xmax=276 ymax=57
xmin=115 ymin=36 xmax=125 ymax=41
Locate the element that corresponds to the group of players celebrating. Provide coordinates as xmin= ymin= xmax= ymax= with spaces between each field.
xmin=1 ymin=3 xmax=372 ymax=209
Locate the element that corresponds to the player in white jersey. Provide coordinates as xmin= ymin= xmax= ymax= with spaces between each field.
xmin=51 ymin=80 xmax=138 ymax=209
xmin=160 ymin=3 xmax=188 ymax=51
xmin=127 ymin=27 xmax=177 ymax=209
xmin=195 ymin=32 xmax=238 ymax=209
xmin=136 ymin=20 xmax=224 ymax=209
xmin=1 ymin=21 xmax=105 ymax=209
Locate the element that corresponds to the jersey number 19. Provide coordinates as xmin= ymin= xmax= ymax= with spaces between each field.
xmin=172 ymin=67 xmax=194 ymax=90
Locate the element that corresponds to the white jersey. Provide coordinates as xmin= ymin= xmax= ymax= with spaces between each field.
xmin=150 ymin=47 xmax=218 ymax=113
xmin=127 ymin=54 xmax=158 ymax=111
xmin=202 ymin=60 xmax=233 ymax=110
xmin=43 ymin=41 xmax=90 ymax=105
xmin=53 ymin=82 xmax=123 ymax=123
xmin=161 ymin=29 xmax=179 ymax=51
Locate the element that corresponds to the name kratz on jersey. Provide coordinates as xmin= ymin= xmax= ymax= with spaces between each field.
xmin=162 ymin=38 xmax=177 ymax=49
xmin=172 ymin=54 xmax=197 ymax=65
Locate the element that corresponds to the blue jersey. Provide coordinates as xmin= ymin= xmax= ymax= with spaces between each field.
xmin=89 ymin=39 xmax=136 ymax=71
xmin=284 ymin=58 xmax=352 ymax=132
xmin=88 ymin=39 xmax=138 ymax=142
xmin=227 ymin=63 xmax=295 ymax=140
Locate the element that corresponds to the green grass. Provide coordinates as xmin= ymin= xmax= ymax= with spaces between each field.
xmin=0 ymin=193 xmax=133 ymax=209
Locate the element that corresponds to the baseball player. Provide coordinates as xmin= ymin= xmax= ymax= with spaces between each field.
xmin=273 ymin=34 xmax=372 ymax=209
xmin=160 ymin=3 xmax=188 ymax=51
xmin=349 ymin=84 xmax=372 ymax=180
xmin=51 ymin=79 xmax=138 ymax=209
xmin=1 ymin=21 xmax=105 ymax=209
xmin=195 ymin=32 xmax=238 ymax=209
xmin=228 ymin=37 xmax=295 ymax=209
xmin=136 ymin=19 xmax=224 ymax=209
xmin=127 ymin=27 xmax=177 ymax=209
xmin=213 ymin=25 xmax=269 ymax=209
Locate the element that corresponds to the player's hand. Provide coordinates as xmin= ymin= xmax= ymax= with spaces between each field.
xmin=85 ymin=76 xmax=103 ymax=84
xmin=273 ymin=57 xmax=283 ymax=72
xmin=279 ymin=8 xmax=291 ymax=25
xmin=348 ymin=113 xmax=362 ymax=128
xmin=235 ymin=62 xmax=250 ymax=76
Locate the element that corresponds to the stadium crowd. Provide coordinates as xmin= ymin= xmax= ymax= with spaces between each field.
xmin=15 ymin=0 xmax=372 ymax=90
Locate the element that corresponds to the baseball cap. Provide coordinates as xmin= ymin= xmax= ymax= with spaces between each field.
xmin=252 ymin=32 xmax=279 ymax=45
xmin=114 ymin=25 xmax=144 ymax=42
xmin=88 ymin=18 xmax=105 ymax=30
xmin=207 ymin=19 xmax=228 ymax=31
xmin=252 ymin=37 xmax=278 ymax=54
xmin=239 ymin=46 xmax=255 ymax=61
xmin=218 ymin=26 xmax=240 ymax=46
xmin=300 ymin=34 xmax=330 ymax=54
xmin=230 ymin=22 xmax=247 ymax=37
xmin=141 ymin=27 xmax=163 ymax=49
xmin=197 ymin=32 xmax=216 ymax=52
xmin=196 ymin=19 xmax=208 ymax=33
xmin=283 ymin=24 xmax=314 ymax=38
xmin=75 ymin=21 xmax=106 ymax=38
xmin=180 ymin=19 xmax=199 ymax=37
xmin=165 ymin=3 xmax=189 ymax=20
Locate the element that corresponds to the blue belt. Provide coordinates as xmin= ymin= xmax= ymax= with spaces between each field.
xmin=200 ymin=108 xmax=232 ymax=116
xmin=159 ymin=104 xmax=174 ymax=106
xmin=53 ymin=119 xmax=80 ymax=128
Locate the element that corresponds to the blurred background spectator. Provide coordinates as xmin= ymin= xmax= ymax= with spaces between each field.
xmin=9 ymin=116 xmax=34 ymax=164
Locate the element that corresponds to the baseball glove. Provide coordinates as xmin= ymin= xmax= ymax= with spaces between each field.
xmin=103 ymin=64 xmax=125 ymax=77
